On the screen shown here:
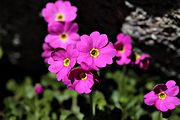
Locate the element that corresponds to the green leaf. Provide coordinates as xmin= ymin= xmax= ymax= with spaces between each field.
xmin=60 ymin=110 xmax=72 ymax=120
xmin=43 ymin=89 xmax=54 ymax=102
xmin=65 ymin=114 xmax=79 ymax=120
xmin=6 ymin=80 xmax=17 ymax=92
xmin=25 ymin=86 xmax=35 ymax=99
xmin=93 ymin=91 xmax=107 ymax=111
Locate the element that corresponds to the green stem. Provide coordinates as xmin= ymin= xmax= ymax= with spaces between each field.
xmin=90 ymin=93 xmax=94 ymax=120
xmin=120 ymin=66 xmax=127 ymax=95
xmin=158 ymin=112 xmax=162 ymax=120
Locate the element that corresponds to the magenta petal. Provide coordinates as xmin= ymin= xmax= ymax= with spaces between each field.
xmin=47 ymin=57 xmax=54 ymax=64
xmin=117 ymin=33 xmax=131 ymax=44
xmin=94 ymin=34 xmax=108 ymax=49
xmin=116 ymin=33 xmax=124 ymax=41
xmin=68 ymin=23 xmax=79 ymax=33
xmin=166 ymin=86 xmax=179 ymax=96
xmin=164 ymin=96 xmax=176 ymax=110
xmin=94 ymin=55 xmax=112 ymax=67
xmin=48 ymin=22 xmax=64 ymax=34
xmin=45 ymin=35 xmax=62 ymax=49
xmin=166 ymin=96 xmax=180 ymax=106
xmin=166 ymin=80 xmax=176 ymax=88
xmin=55 ymin=1 xmax=66 ymax=12
xmin=41 ymin=3 xmax=57 ymax=23
xmin=70 ymin=58 xmax=77 ymax=68
xmin=86 ymin=74 xmax=94 ymax=87
xmin=51 ymin=49 xmax=67 ymax=60
xmin=69 ymin=33 xmax=80 ymax=41
xmin=144 ymin=91 xmax=158 ymax=105
xmin=66 ymin=45 xmax=79 ymax=58
xmin=75 ymin=80 xmax=92 ymax=94
xmin=116 ymin=56 xmax=131 ymax=65
xmin=90 ymin=31 xmax=100 ymax=39
xmin=48 ymin=61 xmax=63 ymax=73
xmin=76 ymin=35 xmax=93 ymax=52
xmin=42 ymin=43 xmax=50 ymax=50
xmin=74 ymin=81 xmax=86 ymax=94
xmin=64 ymin=22 xmax=72 ymax=32
xmin=80 ymin=62 xmax=99 ymax=71
xmin=65 ymin=12 xmax=77 ymax=22
xmin=100 ymin=42 xmax=117 ymax=56
xmin=41 ymin=50 xmax=51 ymax=58
xmin=77 ymin=53 xmax=93 ymax=66
xmin=64 ymin=1 xmax=71 ymax=8
xmin=51 ymin=39 xmax=65 ymax=49
xmin=155 ymin=100 xmax=168 ymax=112
xmin=62 ymin=76 xmax=71 ymax=85
xmin=56 ymin=67 xmax=71 ymax=81
xmin=45 ymin=34 xmax=57 ymax=43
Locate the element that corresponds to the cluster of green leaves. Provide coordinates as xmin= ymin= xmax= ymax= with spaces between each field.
xmin=3 ymin=67 xmax=180 ymax=120
xmin=4 ymin=73 xmax=84 ymax=120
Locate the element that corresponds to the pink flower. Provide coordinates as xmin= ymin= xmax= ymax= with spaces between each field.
xmin=66 ymin=67 xmax=95 ymax=94
xmin=76 ymin=31 xmax=117 ymax=70
xmin=48 ymin=45 xmax=79 ymax=81
xmin=144 ymin=80 xmax=180 ymax=112
xmin=41 ymin=43 xmax=55 ymax=63
xmin=34 ymin=83 xmax=43 ymax=94
xmin=41 ymin=0 xmax=77 ymax=23
xmin=135 ymin=53 xmax=151 ymax=70
xmin=114 ymin=33 xmax=132 ymax=65
xmin=45 ymin=22 xmax=80 ymax=49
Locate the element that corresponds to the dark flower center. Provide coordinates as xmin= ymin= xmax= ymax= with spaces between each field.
xmin=158 ymin=92 xmax=166 ymax=100
xmin=79 ymin=72 xmax=87 ymax=80
xmin=90 ymin=48 xmax=99 ymax=58
xmin=55 ymin=13 xmax=64 ymax=21
xmin=63 ymin=58 xmax=70 ymax=66
xmin=119 ymin=44 xmax=124 ymax=52
xmin=60 ymin=33 xmax=68 ymax=41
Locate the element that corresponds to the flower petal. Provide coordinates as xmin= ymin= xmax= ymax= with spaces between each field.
xmin=48 ymin=22 xmax=64 ymax=34
xmin=77 ymin=53 xmax=93 ymax=66
xmin=51 ymin=49 xmax=67 ymax=60
xmin=166 ymin=86 xmax=179 ymax=96
xmin=67 ymin=22 xmax=79 ymax=33
xmin=155 ymin=99 xmax=168 ymax=112
xmin=76 ymin=35 xmax=93 ymax=52
xmin=166 ymin=80 xmax=176 ymax=89
xmin=164 ymin=96 xmax=176 ymax=110
xmin=56 ymin=67 xmax=71 ymax=81
xmin=94 ymin=34 xmax=108 ymax=49
xmin=48 ymin=61 xmax=63 ymax=73
xmin=144 ymin=91 xmax=158 ymax=105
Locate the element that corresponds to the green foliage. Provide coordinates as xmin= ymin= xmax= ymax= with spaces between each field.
xmin=3 ymin=74 xmax=83 ymax=120
xmin=3 ymin=68 xmax=180 ymax=120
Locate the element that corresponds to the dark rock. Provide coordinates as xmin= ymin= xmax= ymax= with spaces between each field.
xmin=122 ymin=4 xmax=180 ymax=78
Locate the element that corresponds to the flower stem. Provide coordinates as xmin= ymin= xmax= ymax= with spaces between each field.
xmin=158 ymin=112 xmax=162 ymax=120
xmin=90 ymin=93 xmax=94 ymax=120
xmin=120 ymin=66 xmax=127 ymax=95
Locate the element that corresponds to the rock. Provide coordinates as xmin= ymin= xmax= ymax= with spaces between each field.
xmin=122 ymin=3 xmax=180 ymax=78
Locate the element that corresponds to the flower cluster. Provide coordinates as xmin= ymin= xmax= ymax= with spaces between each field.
xmin=144 ymin=80 xmax=180 ymax=112
xmin=114 ymin=33 xmax=151 ymax=70
xmin=41 ymin=0 xmax=79 ymax=64
xmin=40 ymin=0 xmax=180 ymax=114
xmin=41 ymin=0 xmax=116 ymax=94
